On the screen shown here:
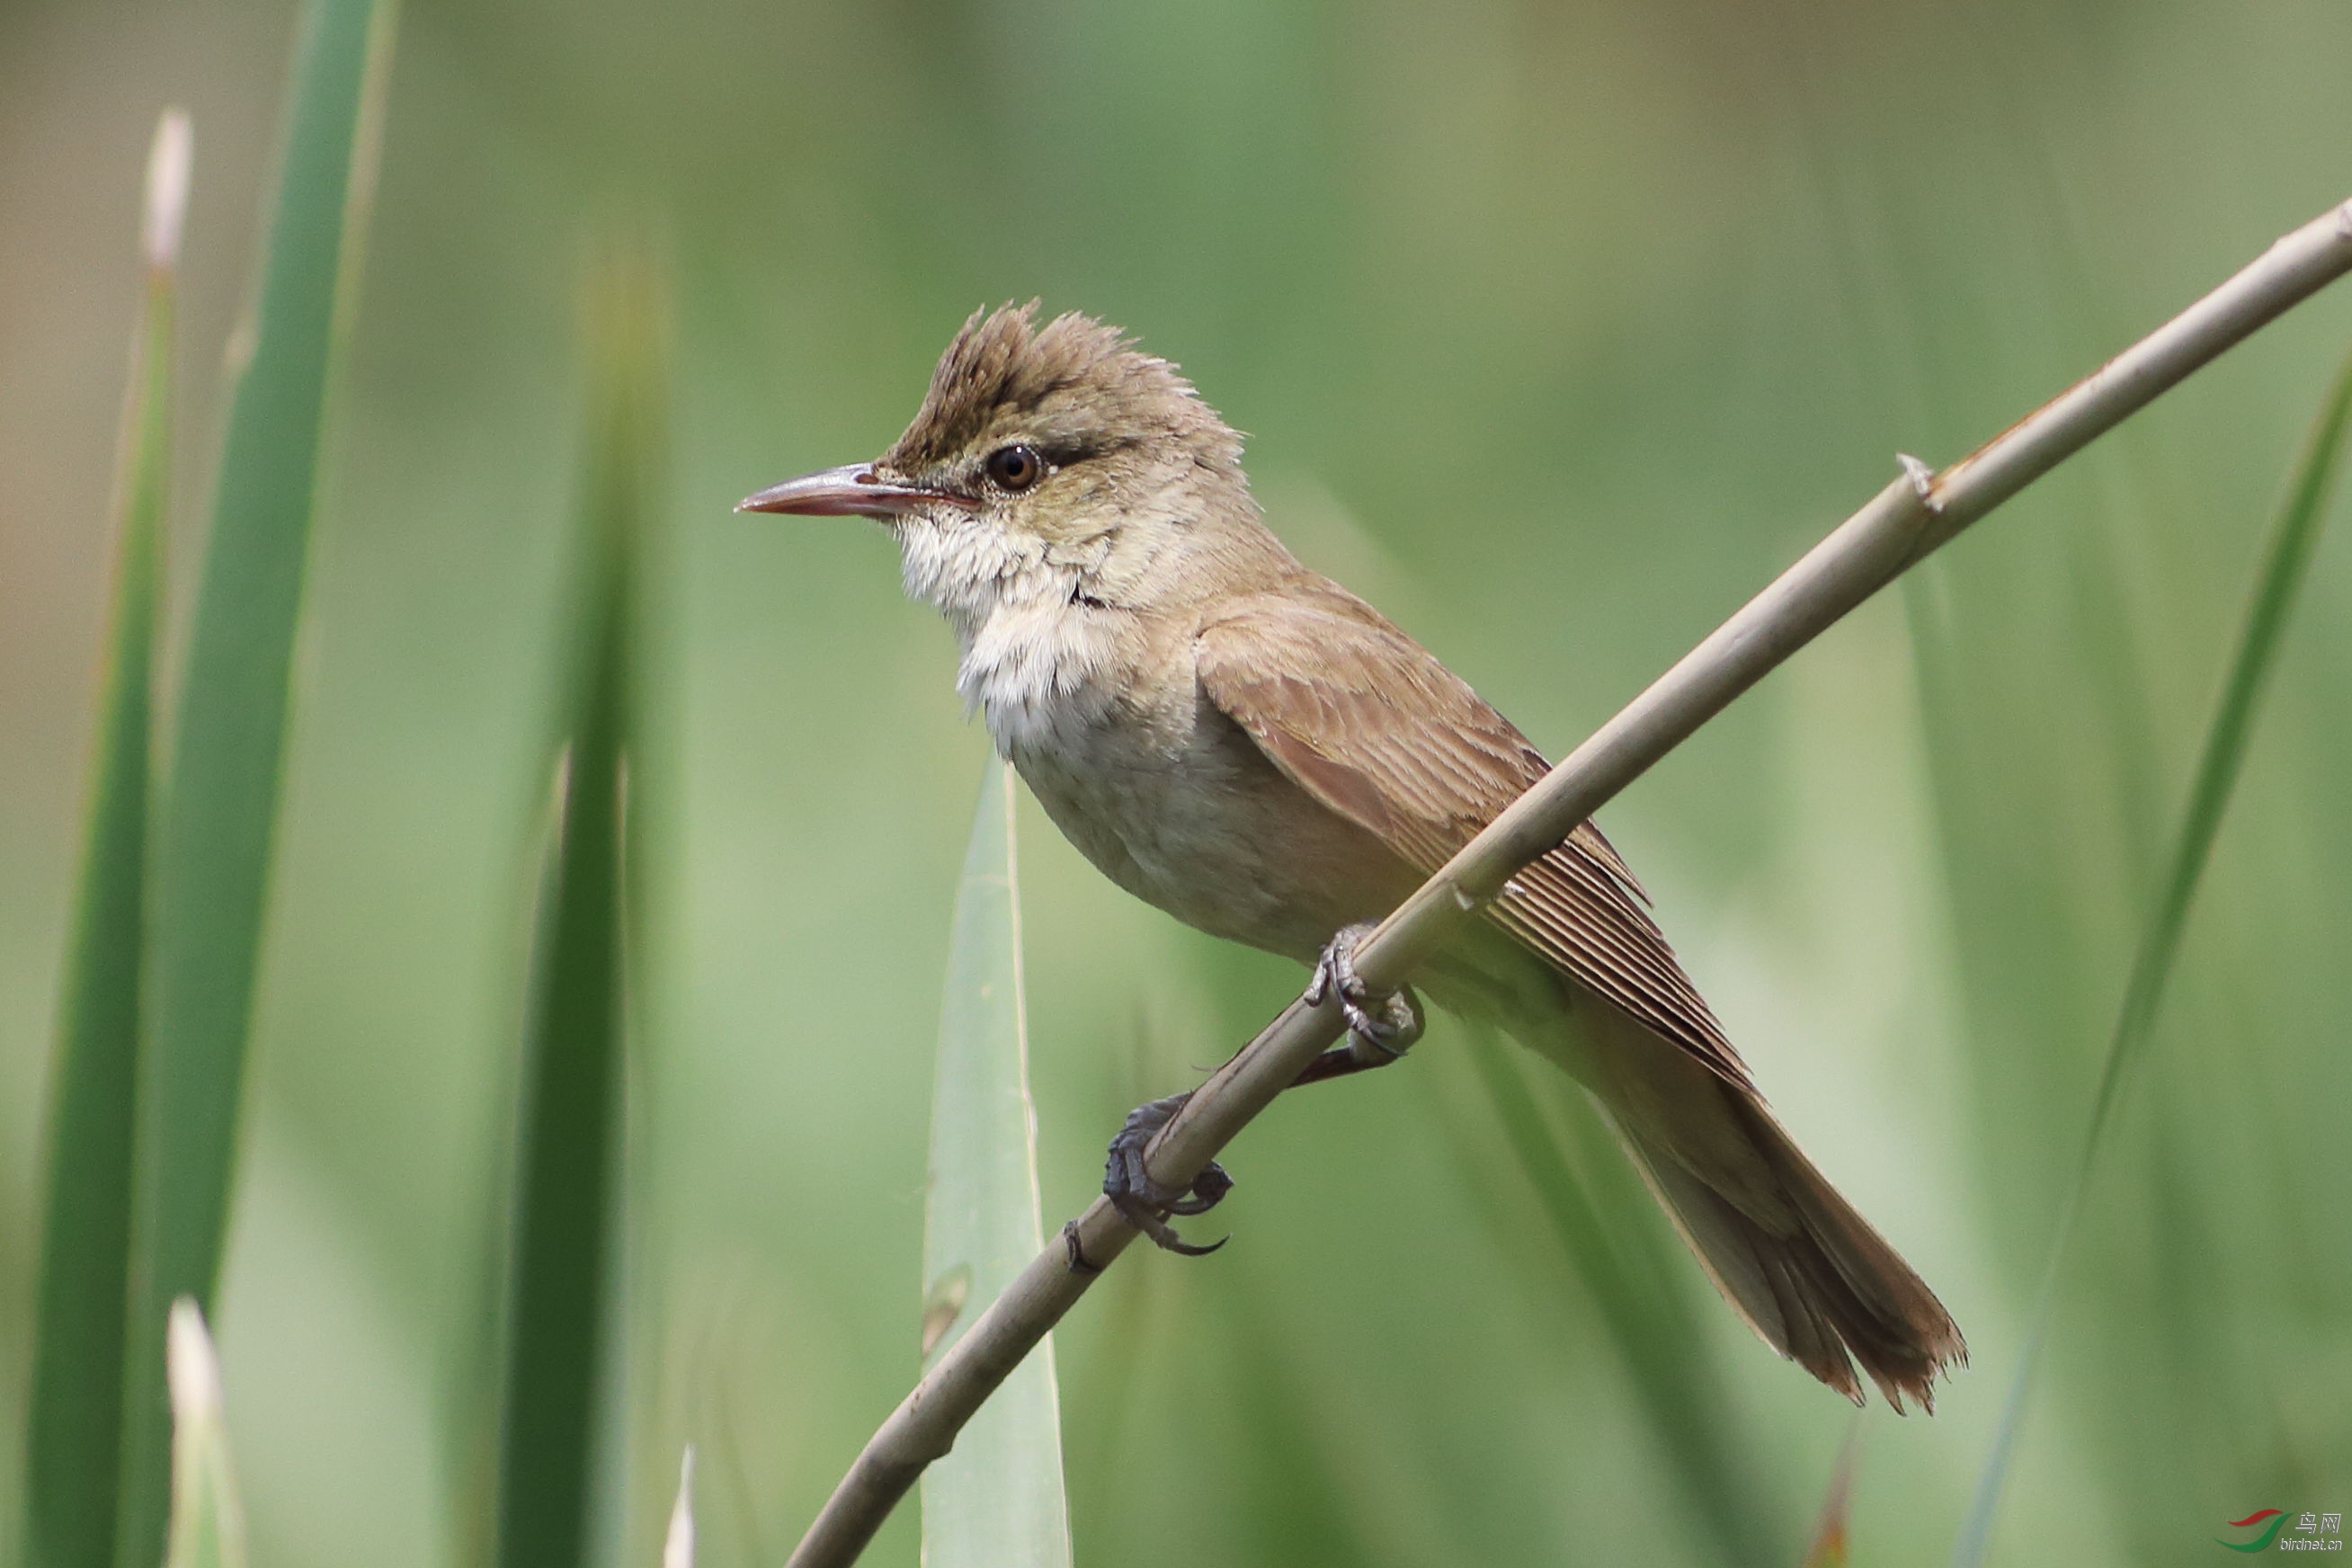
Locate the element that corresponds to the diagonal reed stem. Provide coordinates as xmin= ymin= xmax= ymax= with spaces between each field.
xmin=782 ymin=193 xmax=2352 ymax=1568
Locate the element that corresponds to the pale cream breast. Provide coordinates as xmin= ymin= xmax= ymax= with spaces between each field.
xmin=975 ymin=603 xmax=1412 ymax=961
xmin=893 ymin=489 xmax=1411 ymax=963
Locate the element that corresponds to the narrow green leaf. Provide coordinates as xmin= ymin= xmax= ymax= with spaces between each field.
xmin=23 ymin=109 xmax=186 ymax=1568
xmin=113 ymin=4 xmax=396 ymax=1564
xmin=919 ymin=759 xmax=1074 ymax=1568
xmin=162 ymin=1299 xmax=248 ymax=1568
xmin=1463 ymin=1030 xmax=1783 ymax=1567
xmin=494 ymin=257 xmax=666 ymax=1568
xmin=1950 ymin=343 xmax=2352 ymax=1567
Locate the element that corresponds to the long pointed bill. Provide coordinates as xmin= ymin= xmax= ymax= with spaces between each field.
xmin=735 ymin=462 xmax=968 ymax=518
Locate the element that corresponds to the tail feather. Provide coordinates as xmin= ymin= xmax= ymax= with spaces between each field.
xmin=1617 ymin=1101 xmax=1965 ymax=1412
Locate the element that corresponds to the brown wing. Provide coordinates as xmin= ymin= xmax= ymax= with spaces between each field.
xmin=1195 ymin=592 xmax=1751 ymax=1090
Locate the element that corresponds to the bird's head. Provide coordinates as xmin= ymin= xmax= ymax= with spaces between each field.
xmin=738 ymin=303 xmax=1259 ymax=624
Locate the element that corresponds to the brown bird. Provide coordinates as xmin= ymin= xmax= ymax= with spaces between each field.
xmin=741 ymin=304 xmax=1964 ymax=1410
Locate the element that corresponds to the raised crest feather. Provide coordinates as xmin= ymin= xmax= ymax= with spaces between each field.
xmin=882 ymin=303 xmax=1241 ymax=477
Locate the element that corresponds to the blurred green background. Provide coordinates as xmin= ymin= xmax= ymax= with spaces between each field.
xmin=4 ymin=0 xmax=2350 ymax=1564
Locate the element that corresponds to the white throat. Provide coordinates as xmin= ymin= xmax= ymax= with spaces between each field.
xmin=894 ymin=512 xmax=1119 ymax=754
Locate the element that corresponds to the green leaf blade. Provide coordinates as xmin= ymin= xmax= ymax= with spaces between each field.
xmin=113 ymin=5 xmax=396 ymax=1563
xmin=24 ymin=109 xmax=186 ymax=1568
xmin=919 ymin=759 xmax=1073 ymax=1568
xmin=494 ymin=258 xmax=665 ymax=1568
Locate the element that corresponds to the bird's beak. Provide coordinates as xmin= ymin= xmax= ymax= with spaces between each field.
xmin=735 ymin=462 xmax=970 ymax=518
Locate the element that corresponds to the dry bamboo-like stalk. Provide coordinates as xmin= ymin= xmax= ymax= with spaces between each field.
xmin=783 ymin=193 xmax=2352 ymax=1568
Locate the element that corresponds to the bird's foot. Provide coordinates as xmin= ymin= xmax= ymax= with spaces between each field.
xmin=1101 ymin=1091 xmax=1234 ymax=1256
xmin=1305 ymin=922 xmax=1424 ymax=1066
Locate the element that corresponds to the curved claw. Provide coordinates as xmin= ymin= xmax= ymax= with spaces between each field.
xmin=1101 ymin=1091 xmax=1237 ymax=1254
xmin=1110 ymin=1193 xmax=1228 ymax=1256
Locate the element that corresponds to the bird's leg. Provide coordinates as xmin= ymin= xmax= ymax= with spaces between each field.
xmin=1100 ymin=1092 xmax=1234 ymax=1256
xmin=1098 ymin=925 xmax=1420 ymax=1259
xmin=1296 ymin=922 xmax=1423 ymax=1085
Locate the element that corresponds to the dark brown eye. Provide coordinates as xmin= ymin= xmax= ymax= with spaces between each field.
xmin=984 ymin=443 xmax=1043 ymax=491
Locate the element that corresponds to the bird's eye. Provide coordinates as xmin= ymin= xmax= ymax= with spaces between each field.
xmin=984 ymin=444 xmax=1044 ymax=492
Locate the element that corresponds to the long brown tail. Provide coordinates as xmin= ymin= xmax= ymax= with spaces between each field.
xmin=1614 ymin=1095 xmax=1965 ymax=1410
